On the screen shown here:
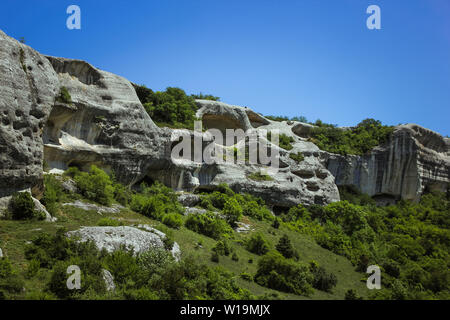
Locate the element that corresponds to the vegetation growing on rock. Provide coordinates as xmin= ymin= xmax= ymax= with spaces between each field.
xmin=191 ymin=93 xmax=220 ymax=101
xmin=309 ymin=118 xmax=394 ymax=155
xmin=134 ymin=85 xmax=199 ymax=129
xmin=247 ymin=172 xmax=274 ymax=182
xmin=289 ymin=152 xmax=305 ymax=163
xmin=56 ymin=87 xmax=72 ymax=105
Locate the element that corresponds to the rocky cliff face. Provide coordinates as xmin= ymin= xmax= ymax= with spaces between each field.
xmin=42 ymin=55 xmax=167 ymax=186
xmin=0 ymin=30 xmax=59 ymax=201
xmin=323 ymin=124 xmax=450 ymax=202
xmin=0 ymin=29 xmax=448 ymax=212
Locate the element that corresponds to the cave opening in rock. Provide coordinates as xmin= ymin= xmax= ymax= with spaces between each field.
xmin=132 ymin=175 xmax=156 ymax=192
xmin=272 ymin=205 xmax=289 ymax=216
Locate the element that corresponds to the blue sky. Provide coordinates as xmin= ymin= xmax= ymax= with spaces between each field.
xmin=1 ymin=0 xmax=449 ymax=135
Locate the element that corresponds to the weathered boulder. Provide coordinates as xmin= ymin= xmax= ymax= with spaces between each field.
xmin=177 ymin=193 xmax=201 ymax=207
xmin=67 ymin=225 xmax=181 ymax=260
xmin=136 ymin=224 xmax=181 ymax=261
xmin=62 ymin=200 xmax=124 ymax=214
xmin=102 ymin=269 xmax=115 ymax=292
xmin=55 ymin=175 xmax=78 ymax=193
xmin=67 ymin=226 xmax=162 ymax=253
xmin=183 ymin=207 xmax=209 ymax=216
xmin=31 ymin=195 xmax=56 ymax=222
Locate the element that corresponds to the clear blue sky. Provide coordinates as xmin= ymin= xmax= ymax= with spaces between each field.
xmin=1 ymin=0 xmax=449 ymax=135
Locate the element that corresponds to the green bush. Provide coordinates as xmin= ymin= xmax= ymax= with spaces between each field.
xmin=0 ymin=273 xmax=24 ymax=296
xmin=135 ymin=85 xmax=199 ymax=129
xmin=272 ymin=218 xmax=281 ymax=229
xmin=56 ymin=87 xmax=72 ymax=104
xmin=26 ymin=259 xmax=41 ymax=279
xmin=191 ymin=93 xmax=220 ymax=101
xmin=239 ymin=194 xmax=273 ymax=221
xmin=310 ymin=118 xmax=394 ymax=155
xmin=137 ymin=248 xmax=174 ymax=276
xmin=265 ymin=115 xmax=308 ymax=123
xmin=211 ymin=251 xmax=220 ymax=263
xmin=42 ymin=174 xmax=64 ymax=215
xmin=10 ymin=192 xmax=43 ymax=220
xmin=200 ymin=191 xmax=228 ymax=210
xmin=25 ymin=228 xmax=71 ymax=268
xmin=267 ymin=132 xmax=294 ymax=150
xmin=310 ymin=263 xmax=338 ymax=292
xmin=345 ymin=289 xmax=362 ymax=300
xmin=246 ymin=233 xmax=270 ymax=255
xmin=0 ymin=257 xmax=13 ymax=278
xmin=222 ymin=197 xmax=243 ymax=226
xmin=213 ymin=240 xmax=232 ymax=256
xmin=46 ymin=244 xmax=106 ymax=299
xmin=200 ymin=185 xmax=273 ymax=224
xmin=162 ymin=213 xmax=183 ymax=229
xmin=248 ymin=172 xmax=274 ymax=181
xmin=240 ymin=272 xmax=253 ymax=281
xmin=73 ymin=165 xmax=114 ymax=206
xmin=338 ymin=185 xmax=376 ymax=206
xmin=185 ymin=212 xmax=233 ymax=240
xmin=130 ymin=182 xmax=184 ymax=221
xmin=163 ymin=233 xmax=175 ymax=251
xmin=254 ymin=251 xmax=313 ymax=295
xmin=113 ymin=182 xmax=132 ymax=206
xmin=64 ymin=166 xmax=80 ymax=178
xmin=276 ymin=234 xmax=298 ymax=259
xmin=47 ymin=261 xmax=73 ymax=299
xmin=105 ymin=249 xmax=139 ymax=285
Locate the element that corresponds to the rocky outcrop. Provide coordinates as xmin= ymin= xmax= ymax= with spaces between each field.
xmin=62 ymin=200 xmax=124 ymax=214
xmin=0 ymin=29 xmax=339 ymax=208
xmin=43 ymin=55 xmax=166 ymax=185
xmin=0 ymin=30 xmax=59 ymax=199
xmin=196 ymin=100 xmax=253 ymax=134
xmin=323 ymin=124 xmax=450 ymax=202
xmin=0 ymin=29 xmax=166 ymax=211
xmin=66 ymin=225 xmax=180 ymax=260
xmin=0 ymin=29 xmax=448 ymax=210
xmin=102 ymin=269 xmax=115 ymax=292
xmin=177 ymin=193 xmax=201 ymax=207
xmin=147 ymin=101 xmax=341 ymax=207
xmin=31 ymin=194 xmax=56 ymax=222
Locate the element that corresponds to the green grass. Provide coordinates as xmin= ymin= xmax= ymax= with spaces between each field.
xmin=289 ymin=152 xmax=305 ymax=164
xmin=247 ymin=172 xmax=274 ymax=182
xmin=168 ymin=215 xmax=369 ymax=300
xmin=0 ymin=196 xmax=370 ymax=300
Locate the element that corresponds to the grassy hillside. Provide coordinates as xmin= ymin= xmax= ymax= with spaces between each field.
xmin=1 ymin=166 xmax=448 ymax=300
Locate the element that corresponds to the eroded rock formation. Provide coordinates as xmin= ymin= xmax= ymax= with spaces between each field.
xmin=323 ymin=124 xmax=450 ymax=202
xmin=0 ymin=29 xmax=448 ymax=212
